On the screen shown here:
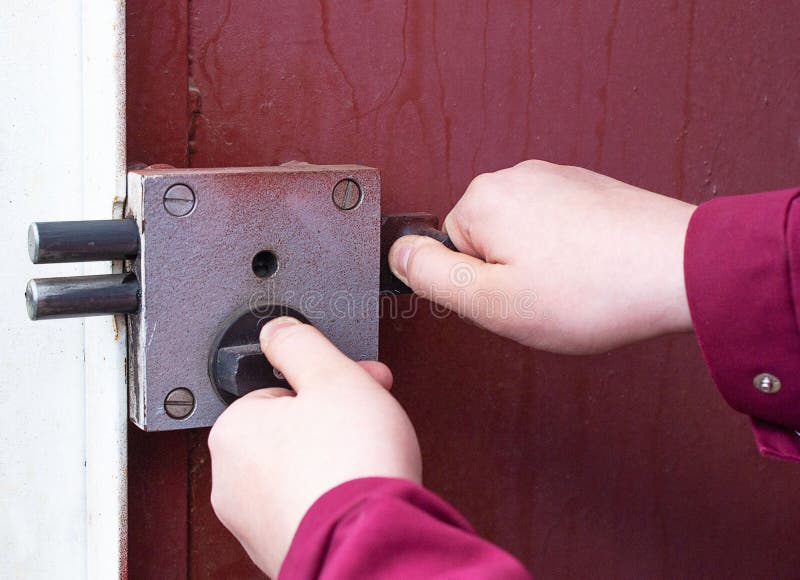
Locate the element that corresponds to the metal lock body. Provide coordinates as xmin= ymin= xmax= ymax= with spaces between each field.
xmin=26 ymin=163 xmax=446 ymax=431
xmin=126 ymin=164 xmax=380 ymax=430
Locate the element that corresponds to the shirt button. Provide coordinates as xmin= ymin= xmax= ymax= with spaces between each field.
xmin=753 ymin=372 xmax=781 ymax=394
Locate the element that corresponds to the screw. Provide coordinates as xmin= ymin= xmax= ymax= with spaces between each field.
xmin=332 ymin=178 xmax=362 ymax=210
xmin=163 ymin=184 xmax=196 ymax=217
xmin=753 ymin=372 xmax=781 ymax=394
xmin=164 ymin=387 xmax=195 ymax=419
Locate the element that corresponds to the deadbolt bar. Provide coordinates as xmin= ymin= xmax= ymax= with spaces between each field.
xmin=28 ymin=219 xmax=140 ymax=264
xmin=25 ymin=273 xmax=140 ymax=320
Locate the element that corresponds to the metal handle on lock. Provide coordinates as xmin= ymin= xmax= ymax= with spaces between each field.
xmin=208 ymin=305 xmax=309 ymax=401
xmin=379 ymin=213 xmax=456 ymax=295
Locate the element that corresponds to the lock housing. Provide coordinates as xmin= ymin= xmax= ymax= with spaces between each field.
xmin=126 ymin=164 xmax=380 ymax=430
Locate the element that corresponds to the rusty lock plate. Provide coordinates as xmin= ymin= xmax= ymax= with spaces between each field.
xmin=122 ymin=164 xmax=449 ymax=430
xmin=126 ymin=164 xmax=382 ymax=430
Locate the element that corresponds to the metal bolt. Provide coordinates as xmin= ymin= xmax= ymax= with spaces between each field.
xmin=753 ymin=372 xmax=781 ymax=394
xmin=163 ymin=184 xmax=196 ymax=217
xmin=164 ymin=387 xmax=195 ymax=419
xmin=332 ymin=178 xmax=362 ymax=210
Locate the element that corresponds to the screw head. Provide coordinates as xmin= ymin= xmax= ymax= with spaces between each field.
xmin=163 ymin=184 xmax=196 ymax=217
xmin=753 ymin=372 xmax=781 ymax=394
xmin=164 ymin=387 xmax=195 ymax=419
xmin=332 ymin=178 xmax=362 ymax=211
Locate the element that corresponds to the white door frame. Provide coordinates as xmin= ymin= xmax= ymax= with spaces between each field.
xmin=82 ymin=2 xmax=128 ymax=578
xmin=0 ymin=1 xmax=128 ymax=577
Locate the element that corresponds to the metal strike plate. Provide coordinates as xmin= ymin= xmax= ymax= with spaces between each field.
xmin=125 ymin=164 xmax=380 ymax=430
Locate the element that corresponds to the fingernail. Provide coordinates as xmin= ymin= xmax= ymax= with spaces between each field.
xmin=260 ymin=316 xmax=302 ymax=343
xmin=390 ymin=241 xmax=413 ymax=285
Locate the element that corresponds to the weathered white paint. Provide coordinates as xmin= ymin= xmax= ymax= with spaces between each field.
xmin=82 ymin=1 xmax=128 ymax=579
xmin=0 ymin=1 xmax=127 ymax=578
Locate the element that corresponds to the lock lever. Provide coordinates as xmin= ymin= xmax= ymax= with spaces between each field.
xmin=380 ymin=213 xmax=455 ymax=295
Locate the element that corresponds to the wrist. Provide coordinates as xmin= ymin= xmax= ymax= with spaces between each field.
xmin=657 ymin=201 xmax=696 ymax=336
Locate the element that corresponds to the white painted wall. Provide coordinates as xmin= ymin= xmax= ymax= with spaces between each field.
xmin=0 ymin=1 xmax=127 ymax=578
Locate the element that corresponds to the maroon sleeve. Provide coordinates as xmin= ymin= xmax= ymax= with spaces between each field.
xmin=684 ymin=187 xmax=800 ymax=461
xmin=278 ymin=477 xmax=531 ymax=579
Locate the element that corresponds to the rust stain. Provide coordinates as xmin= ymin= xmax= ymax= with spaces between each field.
xmin=353 ymin=0 xmax=410 ymax=121
xmin=675 ymin=0 xmax=697 ymax=200
xmin=111 ymin=315 xmax=120 ymax=342
xmin=594 ymin=0 xmax=621 ymax=170
xmin=319 ymin=0 xmax=358 ymax=115
xmin=521 ymin=1 xmax=534 ymax=161
xmin=187 ymin=84 xmax=202 ymax=166
xmin=470 ymin=0 xmax=490 ymax=176
xmin=430 ymin=3 xmax=453 ymax=197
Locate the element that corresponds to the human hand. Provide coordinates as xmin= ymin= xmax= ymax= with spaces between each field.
xmin=389 ymin=160 xmax=696 ymax=354
xmin=208 ymin=317 xmax=422 ymax=577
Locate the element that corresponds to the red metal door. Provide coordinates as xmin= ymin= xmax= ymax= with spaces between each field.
xmin=127 ymin=1 xmax=800 ymax=578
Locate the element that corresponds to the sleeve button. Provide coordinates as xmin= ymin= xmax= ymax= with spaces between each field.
xmin=753 ymin=373 xmax=781 ymax=394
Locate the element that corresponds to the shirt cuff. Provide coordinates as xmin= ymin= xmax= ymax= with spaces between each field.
xmin=279 ymin=477 xmax=530 ymax=579
xmin=684 ymin=187 xmax=800 ymax=460
xmin=751 ymin=418 xmax=800 ymax=462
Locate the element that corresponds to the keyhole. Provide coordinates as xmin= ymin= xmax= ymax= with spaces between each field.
xmin=252 ymin=250 xmax=278 ymax=278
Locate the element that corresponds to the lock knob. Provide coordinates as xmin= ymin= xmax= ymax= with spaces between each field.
xmin=209 ymin=304 xmax=308 ymax=402
xmin=214 ymin=343 xmax=277 ymax=398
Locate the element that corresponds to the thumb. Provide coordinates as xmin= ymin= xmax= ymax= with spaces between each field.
xmin=259 ymin=317 xmax=370 ymax=393
xmin=388 ymin=235 xmax=504 ymax=315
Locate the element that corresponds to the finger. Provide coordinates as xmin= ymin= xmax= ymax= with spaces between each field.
xmin=388 ymin=235 xmax=507 ymax=316
xmin=259 ymin=317 xmax=372 ymax=393
xmin=357 ymin=360 xmax=393 ymax=391
xmin=441 ymin=210 xmax=481 ymax=258
xmin=240 ymin=387 xmax=295 ymax=401
xmin=440 ymin=172 xmax=500 ymax=259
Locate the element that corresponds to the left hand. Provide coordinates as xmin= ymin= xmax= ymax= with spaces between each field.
xmin=388 ymin=161 xmax=695 ymax=354
xmin=208 ymin=317 xmax=422 ymax=577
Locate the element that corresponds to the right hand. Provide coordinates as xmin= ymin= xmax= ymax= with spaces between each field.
xmin=389 ymin=160 xmax=696 ymax=354
xmin=209 ymin=317 xmax=421 ymax=576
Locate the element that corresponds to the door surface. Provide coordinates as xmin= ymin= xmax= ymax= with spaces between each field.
xmin=127 ymin=1 xmax=800 ymax=578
